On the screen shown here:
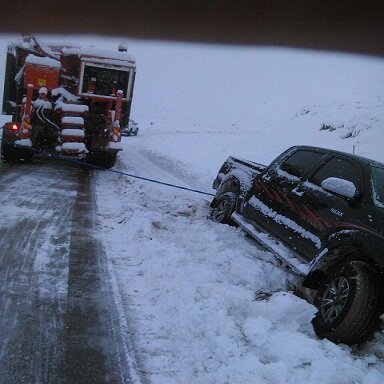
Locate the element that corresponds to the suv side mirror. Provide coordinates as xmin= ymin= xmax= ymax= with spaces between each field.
xmin=321 ymin=177 xmax=358 ymax=199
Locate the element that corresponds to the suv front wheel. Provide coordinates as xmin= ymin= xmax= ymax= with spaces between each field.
xmin=312 ymin=261 xmax=384 ymax=345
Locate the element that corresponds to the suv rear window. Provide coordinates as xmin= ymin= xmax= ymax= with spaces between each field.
xmin=279 ymin=150 xmax=325 ymax=178
xmin=371 ymin=165 xmax=384 ymax=206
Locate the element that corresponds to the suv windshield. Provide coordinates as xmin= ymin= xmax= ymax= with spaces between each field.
xmin=371 ymin=165 xmax=384 ymax=206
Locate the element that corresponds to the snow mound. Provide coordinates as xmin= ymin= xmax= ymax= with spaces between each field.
xmin=96 ymin=134 xmax=384 ymax=383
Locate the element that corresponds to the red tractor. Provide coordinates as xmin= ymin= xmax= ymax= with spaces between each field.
xmin=1 ymin=36 xmax=136 ymax=168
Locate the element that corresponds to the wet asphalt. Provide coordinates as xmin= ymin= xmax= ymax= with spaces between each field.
xmin=0 ymin=159 xmax=134 ymax=383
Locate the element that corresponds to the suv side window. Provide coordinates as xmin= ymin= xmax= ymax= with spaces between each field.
xmin=279 ymin=150 xmax=325 ymax=178
xmin=310 ymin=157 xmax=361 ymax=188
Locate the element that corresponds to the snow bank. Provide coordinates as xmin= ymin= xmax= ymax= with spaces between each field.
xmin=96 ymin=106 xmax=384 ymax=382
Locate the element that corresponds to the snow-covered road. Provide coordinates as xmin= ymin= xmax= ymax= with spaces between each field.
xmin=0 ymin=159 xmax=138 ymax=384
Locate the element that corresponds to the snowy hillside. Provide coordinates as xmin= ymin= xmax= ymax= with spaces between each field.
xmin=127 ymin=95 xmax=384 ymax=193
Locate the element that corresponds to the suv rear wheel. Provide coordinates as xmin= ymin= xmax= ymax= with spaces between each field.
xmin=312 ymin=261 xmax=384 ymax=345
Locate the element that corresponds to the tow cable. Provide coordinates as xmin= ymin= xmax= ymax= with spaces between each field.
xmin=0 ymin=135 xmax=215 ymax=197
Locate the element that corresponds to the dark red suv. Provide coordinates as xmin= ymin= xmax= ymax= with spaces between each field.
xmin=211 ymin=146 xmax=384 ymax=345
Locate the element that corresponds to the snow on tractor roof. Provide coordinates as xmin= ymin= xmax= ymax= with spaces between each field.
xmin=11 ymin=36 xmax=135 ymax=66
xmin=61 ymin=46 xmax=135 ymax=65
xmin=25 ymin=54 xmax=61 ymax=69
